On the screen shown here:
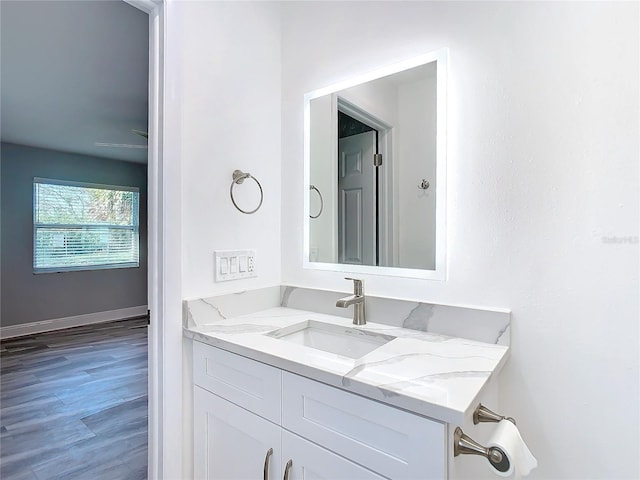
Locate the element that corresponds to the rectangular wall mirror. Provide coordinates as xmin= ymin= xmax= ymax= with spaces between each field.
xmin=303 ymin=49 xmax=448 ymax=280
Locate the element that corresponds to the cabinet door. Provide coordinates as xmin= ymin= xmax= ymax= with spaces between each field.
xmin=283 ymin=372 xmax=446 ymax=479
xmin=282 ymin=430 xmax=385 ymax=480
xmin=194 ymin=386 xmax=281 ymax=480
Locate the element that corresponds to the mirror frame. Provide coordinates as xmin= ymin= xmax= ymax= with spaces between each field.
xmin=303 ymin=49 xmax=448 ymax=280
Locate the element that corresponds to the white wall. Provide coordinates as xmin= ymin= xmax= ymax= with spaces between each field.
xmin=281 ymin=2 xmax=639 ymax=479
xmin=397 ymin=74 xmax=436 ymax=269
xmin=170 ymin=2 xmax=282 ymax=479
xmin=309 ymin=94 xmax=337 ymax=263
xmin=340 ymin=78 xmax=398 ymax=123
xmin=179 ymin=1 xmax=282 ymax=301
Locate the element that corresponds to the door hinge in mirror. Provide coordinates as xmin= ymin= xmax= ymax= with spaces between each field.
xmin=373 ymin=154 xmax=382 ymax=167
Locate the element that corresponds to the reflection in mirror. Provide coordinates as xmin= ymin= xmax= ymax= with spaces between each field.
xmin=304 ymin=50 xmax=447 ymax=279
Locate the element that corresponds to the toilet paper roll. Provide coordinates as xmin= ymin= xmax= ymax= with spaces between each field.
xmin=486 ymin=419 xmax=537 ymax=478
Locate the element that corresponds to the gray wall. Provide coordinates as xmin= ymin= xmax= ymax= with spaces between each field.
xmin=1 ymin=143 xmax=147 ymax=327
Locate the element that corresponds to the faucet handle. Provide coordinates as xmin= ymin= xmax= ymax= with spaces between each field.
xmin=344 ymin=277 xmax=364 ymax=295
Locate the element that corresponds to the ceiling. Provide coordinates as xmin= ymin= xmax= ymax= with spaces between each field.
xmin=1 ymin=0 xmax=149 ymax=163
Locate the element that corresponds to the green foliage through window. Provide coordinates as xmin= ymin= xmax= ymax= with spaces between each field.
xmin=33 ymin=179 xmax=140 ymax=272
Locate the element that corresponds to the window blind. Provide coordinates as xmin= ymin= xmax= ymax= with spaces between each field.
xmin=33 ymin=178 xmax=140 ymax=273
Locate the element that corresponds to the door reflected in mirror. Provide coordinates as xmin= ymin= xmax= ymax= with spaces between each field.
xmin=304 ymin=50 xmax=447 ymax=279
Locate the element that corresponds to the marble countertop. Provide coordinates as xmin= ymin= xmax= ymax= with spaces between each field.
xmin=184 ymin=306 xmax=509 ymax=425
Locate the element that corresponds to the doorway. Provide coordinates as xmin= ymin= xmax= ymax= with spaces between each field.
xmin=0 ymin=0 xmax=168 ymax=477
xmin=336 ymin=100 xmax=394 ymax=267
xmin=122 ymin=1 xmax=169 ymax=478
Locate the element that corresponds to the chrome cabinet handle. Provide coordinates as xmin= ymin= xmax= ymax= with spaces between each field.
xmin=283 ymin=459 xmax=293 ymax=480
xmin=263 ymin=448 xmax=273 ymax=480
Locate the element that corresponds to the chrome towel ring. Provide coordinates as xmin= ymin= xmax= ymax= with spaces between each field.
xmin=309 ymin=184 xmax=323 ymax=219
xmin=230 ymin=169 xmax=263 ymax=214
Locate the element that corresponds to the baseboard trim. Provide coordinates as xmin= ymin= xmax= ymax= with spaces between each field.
xmin=0 ymin=305 xmax=148 ymax=339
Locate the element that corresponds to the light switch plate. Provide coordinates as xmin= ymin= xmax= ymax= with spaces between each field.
xmin=215 ymin=249 xmax=257 ymax=282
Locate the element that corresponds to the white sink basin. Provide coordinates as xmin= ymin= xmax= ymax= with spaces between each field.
xmin=267 ymin=320 xmax=395 ymax=359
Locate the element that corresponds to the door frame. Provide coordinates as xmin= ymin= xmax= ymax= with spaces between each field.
xmin=124 ymin=1 xmax=182 ymax=479
xmin=336 ymin=97 xmax=395 ymax=267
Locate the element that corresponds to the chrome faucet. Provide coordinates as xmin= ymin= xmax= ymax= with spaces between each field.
xmin=336 ymin=277 xmax=365 ymax=325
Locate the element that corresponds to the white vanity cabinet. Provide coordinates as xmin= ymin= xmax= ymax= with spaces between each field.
xmin=193 ymin=340 xmax=447 ymax=480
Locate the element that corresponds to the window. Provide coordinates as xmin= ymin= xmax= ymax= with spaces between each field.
xmin=33 ymin=178 xmax=140 ymax=273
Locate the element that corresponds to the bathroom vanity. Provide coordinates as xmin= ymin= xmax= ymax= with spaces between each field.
xmin=193 ymin=341 xmax=445 ymax=479
xmin=185 ymin=287 xmax=511 ymax=480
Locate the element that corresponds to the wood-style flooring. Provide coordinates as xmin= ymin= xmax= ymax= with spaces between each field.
xmin=0 ymin=317 xmax=148 ymax=480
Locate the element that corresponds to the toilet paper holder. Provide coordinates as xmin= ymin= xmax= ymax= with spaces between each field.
xmin=473 ymin=404 xmax=516 ymax=426
xmin=453 ymin=427 xmax=511 ymax=473
xmin=453 ymin=404 xmax=516 ymax=473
